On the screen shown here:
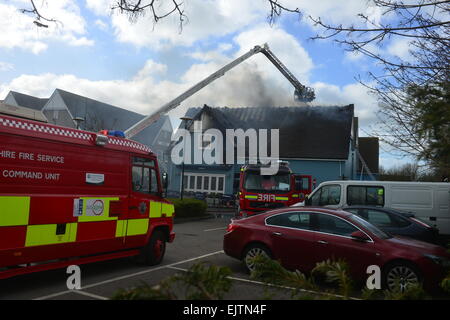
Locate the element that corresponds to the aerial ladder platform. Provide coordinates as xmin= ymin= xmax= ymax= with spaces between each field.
xmin=125 ymin=43 xmax=315 ymax=139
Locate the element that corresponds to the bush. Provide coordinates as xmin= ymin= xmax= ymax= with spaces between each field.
xmin=167 ymin=198 xmax=207 ymax=218
xmin=112 ymin=262 xmax=232 ymax=300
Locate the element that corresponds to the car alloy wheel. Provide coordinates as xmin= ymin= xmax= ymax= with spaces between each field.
xmin=385 ymin=264 xmax=420 ymax=292
xmin=244 ymin=245 xmax=271 ymax=273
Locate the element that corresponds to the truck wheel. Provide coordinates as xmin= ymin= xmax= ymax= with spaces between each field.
xmin=138 ymin=230 xmax=166 ymax=266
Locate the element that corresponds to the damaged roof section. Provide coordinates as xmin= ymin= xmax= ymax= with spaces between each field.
xmin=184 ymin=104 xmax=355 ymax=160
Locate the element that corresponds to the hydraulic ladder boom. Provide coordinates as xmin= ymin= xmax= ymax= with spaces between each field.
xmin=125 ymin=43 xmax=314 ymax=139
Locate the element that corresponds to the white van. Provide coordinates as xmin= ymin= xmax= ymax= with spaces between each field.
xmin=301 ymin=180 xmax=450 ymax=235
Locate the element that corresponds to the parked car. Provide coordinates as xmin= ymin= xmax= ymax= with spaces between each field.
xmin=223 ymin=207 xmax=450 ymax=292
xmin=342 ymin=206 xmax=441 ymax=245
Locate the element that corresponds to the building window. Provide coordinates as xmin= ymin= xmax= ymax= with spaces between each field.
xmin=183 ymin=173 xmax=225 ymax=194
xmin=204 ymin=176 xmax=209 ymax=190
xmin=218 ymin=177 xmax=224 ymax=191
xmin=189 ymin=175 xmax=195 ymax=189
xmin=196 ymin=175 xmax=203 ymax=189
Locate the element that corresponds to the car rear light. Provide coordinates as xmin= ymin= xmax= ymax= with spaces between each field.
xmin=226 ymin=223 xmax=239 ymax=233
xmin=411 ymin=217 xmax=433 ymax=229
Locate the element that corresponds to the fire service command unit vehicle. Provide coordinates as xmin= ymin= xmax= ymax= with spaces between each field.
xmin=0 ymin=112 xmax=174 ymax=279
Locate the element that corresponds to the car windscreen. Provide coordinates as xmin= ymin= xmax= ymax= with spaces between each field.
xmin=244 ymin=171 xmax=290 ymax=193
xmin=348 ymin=214 xmax=392 ymax=239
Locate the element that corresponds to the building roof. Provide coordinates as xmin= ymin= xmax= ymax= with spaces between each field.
xmin=0 ymin=102 xmax=47 ymax=122
xmin=183 ymin=104 xmax=355 ymax=160
xmin=8 ymin=91 xmax=48 ymax=110
xmin=54 ymin=88 xmax=170 ymax=146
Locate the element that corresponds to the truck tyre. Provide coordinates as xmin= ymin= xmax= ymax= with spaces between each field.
xmin=242 ymin=243 xmax=272 ymax=273
xmin=138 ymin=230 xmax=166 ymax=266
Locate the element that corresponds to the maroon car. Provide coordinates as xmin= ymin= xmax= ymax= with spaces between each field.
xmin=223 ymin=207 xmax=450 ymax=291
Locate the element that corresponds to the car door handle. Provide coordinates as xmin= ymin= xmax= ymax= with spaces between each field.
xmin=317 ymin=240 xmax=328 ymax=245
xmin=272 ymin=232 xmax=283 ymax=236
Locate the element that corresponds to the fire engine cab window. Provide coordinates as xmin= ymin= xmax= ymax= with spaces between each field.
xmin=244 ymin=172 xmax=290 ymax=192
xmin=133 ymin=157 xmax=155 ymax=167
xmin=132 ymin=157 xmax=158 ymax=195
xmin=295 ymin=177 xmax=310 ymax=192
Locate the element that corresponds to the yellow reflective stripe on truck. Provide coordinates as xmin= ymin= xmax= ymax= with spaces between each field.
xmin=0 ymin=196 xmax=30 ymax=226
xmin=115 ymin=220 xmax=128 ymax=237
xmin=25 ymin=223 xmax=78 ymax=247
xmin=1 ymin=196 xmax=171 ymax=248
xmin=150 ymin=201 xmax=162 ymax=218
xmin=162 ymin=203 xmax=174 ymax=217
xmin=149 ymin=201 xmax=174 ymax=218
xmin=126 ymin=219 xmax=149 ymax=236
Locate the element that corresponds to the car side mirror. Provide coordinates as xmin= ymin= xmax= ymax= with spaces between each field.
xmin=350 ymin=230 xmax=370 ymax=242
xmin=162 ymin=172 xmax=169 ymax=189
xmin=161 ymin=172 xmax=169 ymax=197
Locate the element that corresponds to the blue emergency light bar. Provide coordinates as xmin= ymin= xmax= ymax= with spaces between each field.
xmin=99 ymin=130 xmax=126 ymax=138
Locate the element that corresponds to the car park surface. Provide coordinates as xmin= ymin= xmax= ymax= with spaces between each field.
xmin=0 ymin=216 xmax=304 ymax=300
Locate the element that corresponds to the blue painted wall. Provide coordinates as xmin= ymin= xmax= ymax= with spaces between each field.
xmin=166 ymin=134 xmax=376 ymax=197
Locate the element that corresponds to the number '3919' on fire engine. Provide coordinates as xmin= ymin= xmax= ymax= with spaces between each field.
xmin=0 ymin=112 xmax=175 ymax=279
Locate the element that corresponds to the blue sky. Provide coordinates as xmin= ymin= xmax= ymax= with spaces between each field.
xmin=0 ymin=0 xmax=416 ymax=168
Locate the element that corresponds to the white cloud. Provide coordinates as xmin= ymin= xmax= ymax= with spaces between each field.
xmin=281 ymin=0 xmax=370 ymax=25
xmin=85 ymin=0 xmax=112 ymax=16
xmin=387 ymin=37 xmax=413 ymax=62
xmin=0 ymin=62 xmax=14 ymax=72
xmin=94 ymin=19 xmax=109 ymax=31
xmin=0 ymin=30 xmax=310 ymax=118
xmin=134 ymin=59 xmax=168 ymax=80
xmin=0 ymin=1 xmax=93 ymax=54
xmin=109 ymin=0 xmax=265 ymax=49
xmin=312 ymin=81 xmax=379 ymax=132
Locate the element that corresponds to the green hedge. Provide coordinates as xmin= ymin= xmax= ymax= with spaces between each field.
xmin=167 ymin=198 xmax=207 ymax=218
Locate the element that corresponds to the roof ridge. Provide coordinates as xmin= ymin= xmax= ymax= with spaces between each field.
xmin=55 ymin=88 xmax=144 ymax=117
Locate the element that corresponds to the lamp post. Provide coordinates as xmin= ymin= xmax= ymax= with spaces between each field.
xmin=179 ymin=116 xmax=192 ymax=200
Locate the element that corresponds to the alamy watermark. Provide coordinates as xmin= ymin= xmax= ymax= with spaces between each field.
xmin=66 ymin=265 xmax=81 ymax=290
xmin=171 ymin=120 xmax=280 ymax=175
xmin=366 ymin=265 xmax=382 ymax=290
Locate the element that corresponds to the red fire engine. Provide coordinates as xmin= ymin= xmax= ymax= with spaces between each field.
xmin=0 ymin=111 xmax=175 ymax=279
xmin=237 ymin=163 xmax=313 ymax=217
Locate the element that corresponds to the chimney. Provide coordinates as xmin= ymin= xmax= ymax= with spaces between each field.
xmin=352 ymin=116 xmax=359 ymax=150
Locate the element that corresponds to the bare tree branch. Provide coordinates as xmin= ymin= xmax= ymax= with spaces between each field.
xmin=20 ymin=0 xmax=61 ymax=28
